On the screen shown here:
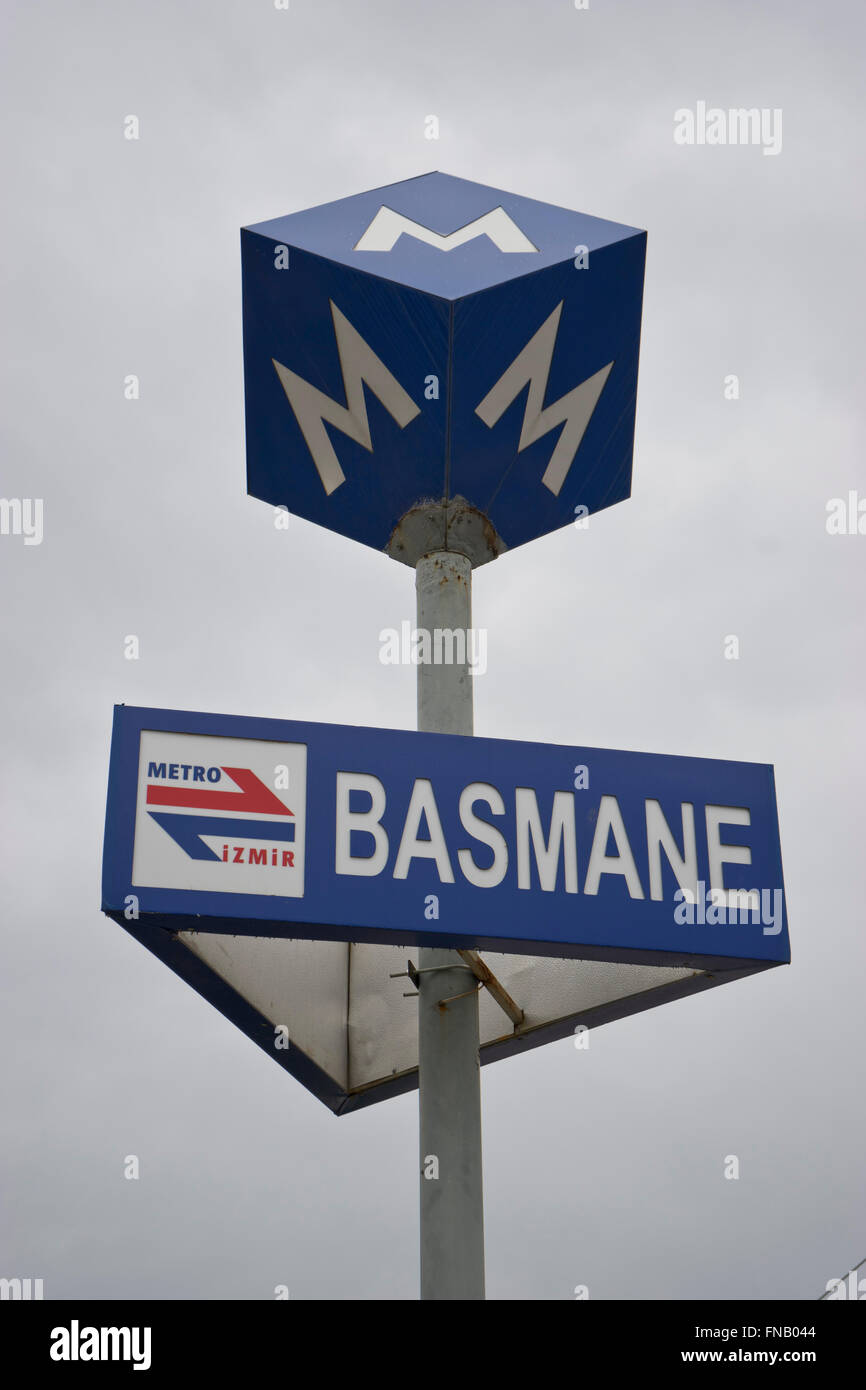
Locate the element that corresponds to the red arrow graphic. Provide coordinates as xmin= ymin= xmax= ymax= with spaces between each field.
xmin=146 ymin=767 xmax=293 ymax=816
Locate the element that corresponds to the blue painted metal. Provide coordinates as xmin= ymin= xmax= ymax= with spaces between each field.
xmin=103 ymin=705 xmax=789 ymax=1113
xmin=103 ymin=705 xmax=788 ymax=969
xmin=241 ymin=172 xmax=646 ymax=556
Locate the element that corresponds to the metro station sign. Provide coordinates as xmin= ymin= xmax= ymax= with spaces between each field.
xmin=102 ymin=705 xmax=788 ymax=1114
xmin=241 ymin=172 xmax=646 ymax=563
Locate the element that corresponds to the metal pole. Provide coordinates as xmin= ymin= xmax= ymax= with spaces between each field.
xmin=416 ymin=551 xmax=485 ymax=1300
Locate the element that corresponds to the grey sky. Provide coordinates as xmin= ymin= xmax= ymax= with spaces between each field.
xmin=1 ymin=0 xmax=863 ymax=1299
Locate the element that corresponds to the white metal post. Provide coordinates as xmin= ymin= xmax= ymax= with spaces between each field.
xmin=415 ymin=551 xmax=485 ymax=1300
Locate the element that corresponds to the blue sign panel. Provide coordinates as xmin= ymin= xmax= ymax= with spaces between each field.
xmin=103 ymin=705 xmax=788 ymax=971
xmin=241 ymin=172 xmax=646 ymax=559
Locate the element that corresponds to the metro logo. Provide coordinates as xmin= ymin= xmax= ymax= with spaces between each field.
xmin=475 ymin=301 xmax=614 ymax=498
xmin=272 ymin=301 xmax=421 ymax=496
xmin=242 ymin=173 xmax=647 ymax=559
xmin=353 ymin=205 xmax=539 ymax=254
xmin=146 ymin=766 xmax=294 ymax=862
xmin=130 ymin=730 xmax=308 ymax=897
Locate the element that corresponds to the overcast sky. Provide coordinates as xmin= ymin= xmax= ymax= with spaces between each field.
xmin=1 ymin=0 xmax=864 ymax=1301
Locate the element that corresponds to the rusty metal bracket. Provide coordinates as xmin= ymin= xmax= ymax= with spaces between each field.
xmin=391 ymin=956 xmax=524 ymax=1024
xmin=457 ymin=950 xmax=525 ymax=1029
xmin=390 ymin=959 xmax=477 ymax=1001
xmin=437 ymin=980 xmax=483 ymax=1011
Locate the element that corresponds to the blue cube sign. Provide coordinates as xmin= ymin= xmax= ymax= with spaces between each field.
xmin=241 ymin=172 xmax=646 ymax=559
xmin=103 ymin=706 xmax=788 ymax=973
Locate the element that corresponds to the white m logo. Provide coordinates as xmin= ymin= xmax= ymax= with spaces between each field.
xmin=475 ymin=302 xmax=613 ymax=497
xmin=272 ymin=301 xmax=420 ymax=495
xmin=354 ymin=206 xmax=538 ymax=254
